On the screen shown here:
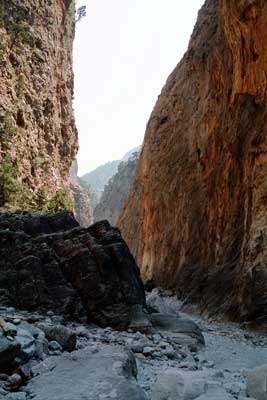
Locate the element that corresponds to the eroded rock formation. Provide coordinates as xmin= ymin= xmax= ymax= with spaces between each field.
xmin=70 ymin=160 xmax=93 ymax=227
xmin=81 ymin=146 xmax=141 ymax=204
xmin=119 ymin=0 xmax=267 ymax=323
xmin=81 ymin=160 xmax=121 ymax=201
xmin=0 ymin=0 xmax=77 ymax=210
xmin=0 ymin=212 xmax=146 ymax=329
xmin=94 ymin=152 xmax=140 ymax=225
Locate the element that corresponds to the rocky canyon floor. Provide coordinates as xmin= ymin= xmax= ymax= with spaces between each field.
xmin=0 ymin=289 xmax=266 ymax=400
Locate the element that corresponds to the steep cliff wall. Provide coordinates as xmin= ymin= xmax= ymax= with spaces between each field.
xmin=70 ymin=160 xmax=93 ymax=227
xmin=94 ymin=152 xmax=139 ymax=225
xmin=0 ymin=0 xmax=77 ymax=210
xmin=119 ymin=0 xmax=267 ymax=323
xmin=81 ymin=160 xmax=121 ymax=201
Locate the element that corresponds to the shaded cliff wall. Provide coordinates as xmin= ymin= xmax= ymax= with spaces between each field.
xmin=70 ymin=160 xmax=93 ymax=227
xmin=94 ymin=153 xmax=139 ymax=226
xmin=0 ymin=0 xmax=78 ymax=210
xmin=119 ymin=0 xmax=267 ymax=322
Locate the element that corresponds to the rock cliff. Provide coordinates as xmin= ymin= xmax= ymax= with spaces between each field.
xmin=81 ymin=160 xmax=121 ymax=201
xmin=94 ymin=152 xmax=140 ymax=225
xmin=0 ymin=0 xmax=77 ymax=210
xmin=70 ymin=160 xmax=93 ymax=227
xmin=81 ymin=146 xmax=141 ymax=203
xmin=119 ymin=0 xmax=267 ymax=323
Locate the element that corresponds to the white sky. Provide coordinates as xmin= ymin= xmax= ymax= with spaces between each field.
xmin=74 ymin=0 xmax=204 ymax=175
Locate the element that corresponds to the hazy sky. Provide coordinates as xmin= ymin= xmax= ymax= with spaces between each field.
xmin=74 ymin=0 xmax=204 ymax=175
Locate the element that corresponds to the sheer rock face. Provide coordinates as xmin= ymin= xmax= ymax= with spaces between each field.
xmin=119 ymin=0 xmax=267 ymax=322
xmin=94 ymin=153 xmax=139 ymax=226
xmin=0 ymin=0 xmax=77 ymax=207
xmin=0 ymin=212 xmax=146 ymax=329
xmin=70 ymin=160 xmax=93 ymax=228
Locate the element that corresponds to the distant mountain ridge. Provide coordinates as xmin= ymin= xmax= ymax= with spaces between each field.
xmin=80 ymin=146 xmax=141 ymax=199
xmin=94 ymin=151 xmax=140 ymax=225
xmin=81 ymin=160 xmax=121 ymax=199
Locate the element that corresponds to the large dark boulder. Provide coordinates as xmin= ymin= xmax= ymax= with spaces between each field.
xmin=0 ymin=212 xmax=146 ymax=329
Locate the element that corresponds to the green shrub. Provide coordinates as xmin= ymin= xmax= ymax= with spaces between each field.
xmin=0 ymin=111 xmax=16 ymax=143
xmin=0 ymin=160 xmax=20 ymax=207
xmin=45 ymin=188 xmax=73 ymax=214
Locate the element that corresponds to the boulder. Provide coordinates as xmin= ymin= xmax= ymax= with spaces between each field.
xmin=151 ymin=369 xmax=235 ymax=400
xmin=246 ymin=365 xmax=267 ymax=400
xmin=128 ymin=305 xmax=152 ymax=333
xmin=149 ymin=313 xmax=205 ymax=346
xmin=195 ymin=388 xmax=233 ymax=400
xmin=15 ymin=328 xmax=36 ymax=363
xmin=36 ymin=324 xmax=76 ymax=352
xmin=0 ymin=212 xmax=146 ymax=329
xmin=27 ymin=345 xmax=147 ymax=400
xmin=146 ymin=288 xmax=180 ymax=315
xmin=0 ymin=330 xmax=21 ymax=372
xmin=151 ymin=369 xmax=207 ymax=400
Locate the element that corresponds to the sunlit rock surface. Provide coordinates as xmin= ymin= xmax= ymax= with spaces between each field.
xmin=119 ymin=0 xmax=267 ymax=323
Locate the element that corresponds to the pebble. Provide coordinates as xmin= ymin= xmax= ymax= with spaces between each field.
xmin=143 ymin=346 xmax=154 ymax=356
xmin=46 ymin=311 xmax=54 ymax=317
xmin=6 ymin=322 xmax=17 ymax=336
xmin=131 ymin=344 xmax=144 ymax=353
xmin=76 ymin=326 xmax=90 ymax=338
xmin=7 ymin=373 xmax=22 ymax=390
xmin=49 ymin=341 xmax=63 ymax=352
xmin=152 ymin=334 xmax=162 ymax=344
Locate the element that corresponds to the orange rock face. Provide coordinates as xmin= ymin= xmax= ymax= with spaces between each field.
xmin=0 ymin=0 xmax=77 ymax=208
xmin=119 ymin=0 xmax=267 ymax=322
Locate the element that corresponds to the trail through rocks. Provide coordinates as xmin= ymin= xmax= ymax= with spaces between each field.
xmin=0 ymin=289 xmax=267 ymax=399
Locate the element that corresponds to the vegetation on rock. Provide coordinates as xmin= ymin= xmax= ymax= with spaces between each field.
xmin=0 ymin=0 xmax=78 ymax=213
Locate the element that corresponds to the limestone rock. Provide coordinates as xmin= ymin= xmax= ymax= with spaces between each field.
xmin=70 ymin=160 xmax=93 ymax=227
xmin=119 ymin=0 xmax=267 ymax=323
xmin=149 ymin=313 xmax=205 ymax=347
xmin=246 ymin=365 xmax=267 ymax=400
xmin=0 ymin=212 xmax=146 ymax=329
xmin=0 ymin=0 xmax=78 ymax=210
xmin=81 ymin=146 xmax=141 ymax=212
xmin=81 ymin=160 xmax=121 ymax=200
xmin=0 ymin=330 xmax=20 ymax=372
xmin=151 ymin=369 xmax=207 ymax=400
xmin=36 ymin=324 xmax=76 ymax=352
xmin=94 ymin=152 xmax=140 ymax=225
xmin=195 ymin=388 xmax=233 ymax=400
xmin=27 ymin=345 xmax=147 ymax=400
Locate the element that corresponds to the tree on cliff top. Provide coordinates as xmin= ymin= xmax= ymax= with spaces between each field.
xmin=75 ymin=5 xmax=86 ymax=23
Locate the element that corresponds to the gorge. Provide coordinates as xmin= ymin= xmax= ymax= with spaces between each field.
xmin=0 ymin=0 xmax=267 ymax=399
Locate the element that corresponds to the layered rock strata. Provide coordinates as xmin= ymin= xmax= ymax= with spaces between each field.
xmin=119 ymin=0 xmax=267 ymax=323
xmin=0 ymin=0 xmax=77 ymax=210
xmin=0 ymin=212 xmax=146 ymax=329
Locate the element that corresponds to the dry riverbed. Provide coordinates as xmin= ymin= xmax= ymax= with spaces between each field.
xmin=0 ymin=289 xmax=266 ymax=400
